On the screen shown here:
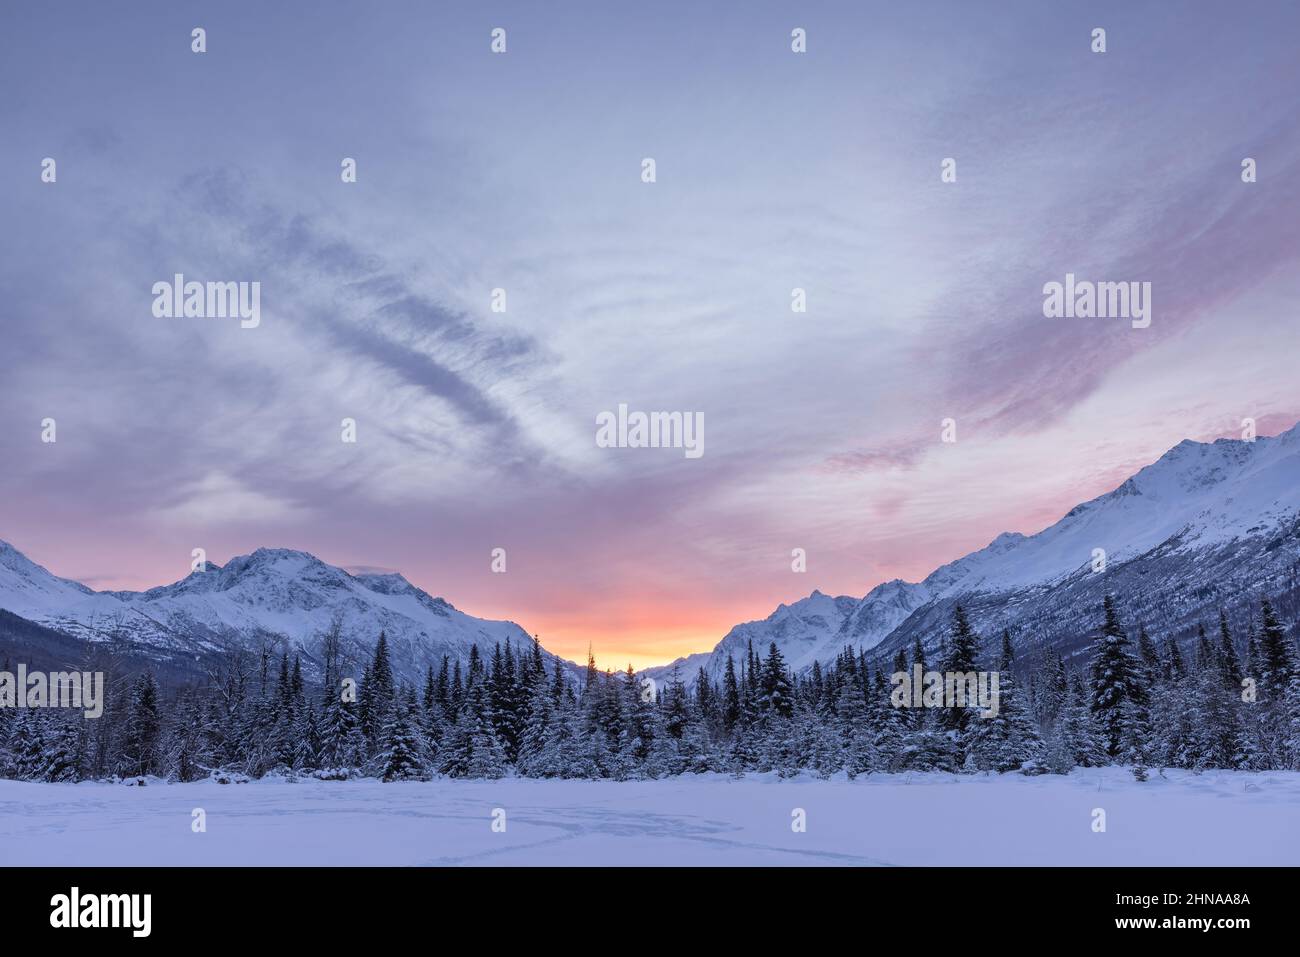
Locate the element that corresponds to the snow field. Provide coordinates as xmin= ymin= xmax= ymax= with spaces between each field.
xmin=1 ymin=767 xmax=1295 ymax=867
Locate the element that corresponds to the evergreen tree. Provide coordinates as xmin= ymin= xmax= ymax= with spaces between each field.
xmin=872 ymin=666 xmax=908 ymax=771
xmin=360 ymin=632 xmax=396 ymax=754
xmin=1257 ymin=599 xmax=1292 ymax=698
xmin=1218 ymin=610 xmax=1242 ymax=686
xmin=621 ymin=665 xmax=653 ymax=772
xmin=121 ymin=672 xmax=162 ymax=777
xmin=935 ymin=605 xmax=982 ymax=760
xmin=378 ymin=693 xmax=427 ymax=781
xmin=1046 ymin=674 xmax=1103 ymax=771
xmin=439 ymin=675 xmax=506 ymax=779
xmin=318 ymin=680 xmax=366 ymax=773
xmin=834 ymin=671 xmax=875 ymax=777
xmin=968 ymin=630 xmax=1043 ymax=772
xmin=517 ymin=664 xmax=556 ymax=776
xmin=169 ymin=692 xmax=215 ymax=782
xmin=759 ymin=642 xmax=793 ymax=719
xmin=1088 ymin=597 xmax=1143 ymax=760
xmin=10 ymin=710 xmax=47 ymax=780
xmin=41 ymin=713 xmax=85 ymax=783
xmin=721 ymin=655 xmax=741 ymax=734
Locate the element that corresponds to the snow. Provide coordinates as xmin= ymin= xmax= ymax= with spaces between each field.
xmin=2 ymin=768 xmax=1296 ymax=866
xmin=923 ymin=422 xmax=1300 ymax=595
xmin=0 ymin=540 xmax=545 ymax=683
xmin=652 ymin=422 xmax=1300 ymax=682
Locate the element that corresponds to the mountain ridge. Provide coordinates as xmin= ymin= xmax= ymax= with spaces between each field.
xmin=0 ymin=540 xmax=573 ymax=684
xmin=3 ymin=423 xmax=1297 ymax=686
xmin=646 ymin=421 xmax=1300 ymax=682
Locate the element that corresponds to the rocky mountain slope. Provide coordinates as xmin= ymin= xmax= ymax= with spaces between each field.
xmin=649 ymin=422 xmax=1300 ymax=681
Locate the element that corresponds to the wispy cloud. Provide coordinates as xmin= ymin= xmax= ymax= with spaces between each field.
xmin=2 ymin=0 xmax=1298 ymax=666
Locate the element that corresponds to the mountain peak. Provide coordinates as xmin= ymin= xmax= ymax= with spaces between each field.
xmin=245 ymin=546 xmax=324 ymax=565
xmin=0 ymin=537 xmax=561 ymax=682
xmin=655 ymin=420 xmax=1300 ymax=681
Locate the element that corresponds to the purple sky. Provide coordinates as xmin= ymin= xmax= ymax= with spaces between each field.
xmin=1 ymin=1 xmax=1298 ymax=667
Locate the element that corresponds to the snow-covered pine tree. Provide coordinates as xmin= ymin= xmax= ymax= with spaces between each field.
xmin=1036 ymin=653 xmax=1068 ymax=730
xmin=939 ymin=606 xmax=980 ymax=740
xmin=121 ymin=672 xmax=162 ymax=778
xmin=318 ymin=680 xmax=366 ymax=774
xmin=378 ymin=692 xmax=428 ymax=781
xmin=678 ymin=708 xmax=718 ymax=774
xmin=967 ymin=630 xmax=1044 ymax=773
xmin=364 ymin=633 xmax=397 ymax=755
xmin=1045 ymin=673 xmax=1103 ymax=771
xmin=41 ymin=712 xmax=85 ymax=783
xmin=516 ymin=665 xmax=556 ymax=777
xmin=1088 ymin=596 xmax=1144 ymax=761
xmin=293 ymin=696 xmax=321 ymax=773
xmin=759 ymin=642 xmax=794 ymax=720
xmin=1218 ymin=609 xmax=1242 ymax=686
xmin=436 ymin=655 xmax=453 ymax=722
xmin=439 ymin=673 xmax=506 ymax=779
xmin=871 ymin=666 xmax=907 ymax=771
xmin=1257 ymin=599 xmax=1292 ymax=700
xmin=721 ymin=655 xmax=741 ymax=735
xmin=8 ymin=710 xmax=46 ymax=780
xmin=1188 ymin=637 xmax=1239 ymax=769
xmin=420 ymin=669 xmax=448 ymax=768
xmin=618 ymin=664 xmax=652 ymax=776
xmin=169 ymin=691 xmax=216 ymax=782
xmin=826 ymin=670 xmax=868 ymax=780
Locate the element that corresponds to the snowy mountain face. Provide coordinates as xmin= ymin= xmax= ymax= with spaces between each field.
xmin=650 ymin=423 xmax=1300 ymax=682
xmin=0 ymin=544 xmax=555 ymax=684
xmin=647 ymin=581 xmax=932 ymax=683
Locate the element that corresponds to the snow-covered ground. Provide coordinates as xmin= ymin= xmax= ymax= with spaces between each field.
xmin=2 ymin=768 xmax=1297 ymax=866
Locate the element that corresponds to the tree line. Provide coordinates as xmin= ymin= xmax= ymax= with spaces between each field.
xmin=1 ymin=595 xmax=1297 ymax=783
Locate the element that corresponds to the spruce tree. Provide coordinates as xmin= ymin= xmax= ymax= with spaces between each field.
xmin=834 ymin=671 xmax=875 ymax=777
xmin=318 ymin=680 xmax=365 ymax=773
xmin=968 ymin=630 xmax=1043 ymax=772
xmin=1257 ymin=599 xmax=1292 ymax=698
xmin=1088 ymin=596 xmax=1143 ymax=760
xmin=1218 ymin=609 xmax=1242 ymax=686
xmin=10 ymin=710 xmax=47 ymax=780
xmin=361 ymin=632 xmax=396 ymax=754
xmin=41 ymin=714 xmax=84 ymax=783
xmin=722 ymin=656 xmax=741 ymax=733
xmin=379 ymin=694 xmax=428 ymax=781
xmin=121 ymin=672 xmax=162 ymax=778
xmin=940 ymin=605 xmax=981 ymax=737
xmin=759 ymin=642 xmax=793 ymax=719
xmin=1047 ymin=674 xmax=1103 ymax=771
xmin=517 ymin=666 xmax=555 ymax=776
xmin=440 ymin=675 xmax=506 ymax=779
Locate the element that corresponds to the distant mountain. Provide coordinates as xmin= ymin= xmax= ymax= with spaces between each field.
xmin=648 ymin=422 xmax=1300 ymax=682
xmin=0 ymin=543 xmax=573 ymax=684
xmin=6 ymin=424 xmax=1298 ymax=689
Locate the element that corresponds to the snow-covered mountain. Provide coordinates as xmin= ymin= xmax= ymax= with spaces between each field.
xmin=5 ymin=423 xmax=1297 ymax=687
xmin=649 ymin=422 xmax=1300 ymax=681
xmin=0 ymin=543 xmax=566 ymax=683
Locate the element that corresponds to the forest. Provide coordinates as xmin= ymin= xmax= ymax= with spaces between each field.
xmin=1 ymin=595 xmax=1297 ymax=784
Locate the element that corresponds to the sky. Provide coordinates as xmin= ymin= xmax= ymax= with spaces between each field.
xmin=1 ymin=1 xmax=1298 ymax=669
